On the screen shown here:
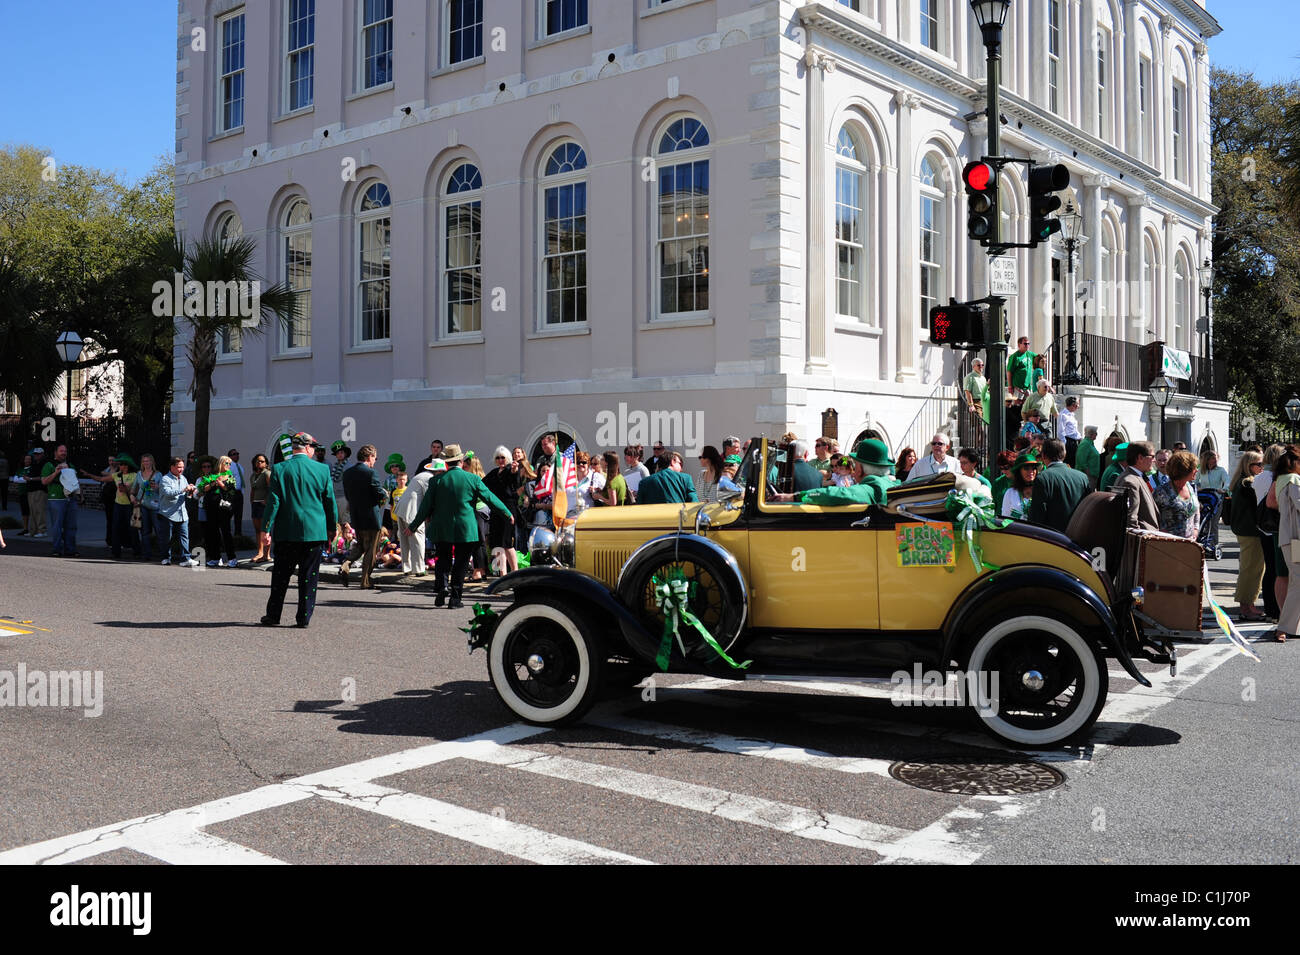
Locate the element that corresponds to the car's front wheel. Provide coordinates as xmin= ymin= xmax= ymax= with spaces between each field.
xmin=962 ymin=614 xmax=1108 ymax=748
xmin=487 ymin=598 xmax=604 ymax=724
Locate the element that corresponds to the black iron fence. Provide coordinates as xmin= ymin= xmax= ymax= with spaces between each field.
xmin=1046 ymin=333 xmax=1227 ymax=401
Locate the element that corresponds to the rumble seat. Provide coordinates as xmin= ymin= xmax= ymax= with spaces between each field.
xmin=1064 ymin=488 xmax=1132 ymax=587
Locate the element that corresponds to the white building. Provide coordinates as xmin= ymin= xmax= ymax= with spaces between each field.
xmin=172 ymin=0 xmax=1226 ymax=468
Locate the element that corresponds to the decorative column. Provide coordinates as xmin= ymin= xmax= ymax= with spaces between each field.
xmin=894 ymin=89 xmax=920 ymax=382
xmin=1079 ymin=0 xmax=1099 ymax=137
xmin=805 ymin=51 xmax=836 ymax=375
xmin=1162 ymin=211 xmax=1177 ymax=346
xmin=1123 ymin=0 xmax=1140 ymax=160
xmin=1194 ymin=40 xmax=1209 ymax=198
xmin=1084 ymin=175 xmax=1106 ymax=341
xmin=1158 ymin=16 xmax=1173 ymax=177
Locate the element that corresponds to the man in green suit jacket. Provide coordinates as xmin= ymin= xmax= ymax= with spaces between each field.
xmin=636 ymin=451 xmax=700 ymax=504
xmin=412 ymin=444 xmax=513 ymax=608
xmin=260 ymin=432 xmax=337 ymax=628
xmin=1074 ymin=426 xmax=1101 ymax=489
xmin=1027 ymin=438 xmax=1092 ymax=534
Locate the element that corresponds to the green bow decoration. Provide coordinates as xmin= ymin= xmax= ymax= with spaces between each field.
xmin=651 ymin=570 xmax=751 ymax=672
xmin=461 ymin=603 xmax=499 ymax=653
xmin=944 ymin=489 xmax=1010 ymax=574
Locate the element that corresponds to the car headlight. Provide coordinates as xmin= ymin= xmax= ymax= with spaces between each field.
xmin=528 ymin=526 xmax=556 ymax=565
xmin=554 ymin=523 xmax=576 ymax=567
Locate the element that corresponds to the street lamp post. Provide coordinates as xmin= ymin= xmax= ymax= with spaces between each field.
xmin=1197 ymin=258 xmax=1214 ymax=396
xmin=55 ymin=330 xmax=85 ymax=456
xmin=1286 ymin=395 xmax=1300 ymax=445
xmin=1057 ymin=202 xmax=1086 ymax=385
xmin=970 ymin=0 xmax=1012 ymax=457
xmin=1149 ymin=375 xmax=1175 ymax=448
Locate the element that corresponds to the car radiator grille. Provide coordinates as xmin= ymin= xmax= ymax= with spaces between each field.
xmin=592 ymin=548 xmax=635 ymax=588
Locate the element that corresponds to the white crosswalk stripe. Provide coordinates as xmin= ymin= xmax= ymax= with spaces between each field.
xmin=0 ymin=638 xmax=1247 ymax=866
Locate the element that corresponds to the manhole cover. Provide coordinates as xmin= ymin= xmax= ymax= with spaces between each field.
xmin=889 ymin=758 xmax=1065 ymax=795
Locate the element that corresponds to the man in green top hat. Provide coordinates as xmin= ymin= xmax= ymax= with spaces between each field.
xmin=412 ymin=444 xmax=514 ymax=609
xmin=260 ymin=431 xmax=336 ymax=627
xmin=773 ymin=439 xmax=898 ymax=506
xmin=1099 ymin=443 xmax=1128 ymax=492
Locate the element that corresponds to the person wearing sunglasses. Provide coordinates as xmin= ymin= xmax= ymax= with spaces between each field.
xmin=906 ymin=433 xmax=960 ymax=481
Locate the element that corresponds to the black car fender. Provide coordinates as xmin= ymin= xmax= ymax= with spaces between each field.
xmin=485 ymin=568 xmax=663 ymax=665
xmin=941 ymin=565 xmax=1151 ymax=687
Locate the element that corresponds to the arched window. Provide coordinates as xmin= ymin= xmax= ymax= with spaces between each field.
xmin=443 ymin=163 xmax=482 ymax=335
xmin=1100 ymin=220 xmax=1117 ymax=340
xmin=918 ymin=155 xmax=945 ymax=329
xmin=540 ymin=143 xmax=587 ymax=326
xmin=281 ymin=198 xmax=311 ymax=352
xmin=654 ymin=117 xmax=711 ymax=320
xmin=1097 ymin=26 xmax=1112 ymax=140
xmin=1174 ymin=252 xmax=1190 ymax=351
xmin=1137 ymin=25 xmax=1155 ymax=163
xmin=834 ymin=127 xmax=868 ymax=323
xmin=356 ymin=182 xmax=391 ymax=343
xmin=215 ymin=211 xmax=243 ymax=356
xmin=1142 ymin=235 xmax=1158 ymax=341
xmin=1172 ymin=78 xmax=1187 ymax=184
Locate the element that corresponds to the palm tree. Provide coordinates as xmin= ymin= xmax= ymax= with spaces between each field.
xmin=156 ymin=231 xmax=298 ymax=455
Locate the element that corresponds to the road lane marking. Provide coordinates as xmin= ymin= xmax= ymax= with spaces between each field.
xmin=469 ymin=742 xmax=914 ymax=855
xmin=297 ymin=780 xmax=650 ymax=865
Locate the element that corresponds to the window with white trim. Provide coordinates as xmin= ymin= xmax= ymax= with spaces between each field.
xmin=834 ymin=128 xmax=867 ymax=323
xmin=360 ymin=0 xmax=393 ymax=90
xmin=919 ymin=156 xmax=944 ymax=330
xmin=1174 ymin=254 xmax=1189 ymax=351
xmin=285 ymin=0 xmax=315 ymax=112
xmin=919 ymin=0 xmax=940 ymax=53
xmin=1047 ymin=0 xmax=1061 ymax=114
xmin=541 ymin=0 xmax=587 ymax=37
xmin=216 ymin=212 xmax=243 ymax=356
xmin=356 ymin=183 xmax=391 ymax=343
xmin=217 ymin=9 xmax=245 ymax=133
xmin=1097 ymin=28 xmax=1111 ymax=140
xmin=443 ymin=163 xmax=483 ymax=335
xmin=540 ymin=144 xmax=587 ymax=326
xmin=1142 ymin=237 xmax=1157 ymax=338
xmin=1139 ymin=56 xmax=1152 ymax=162
xmin=654 ymin=118 xmax=711 ymax=320
xmin=1172 ymin=80 xmax=1186 ymax=183
xmin=447 ymin=0 xmax=483 ymax=65
xmin=281 ymin=199 xmax=312 ymax=351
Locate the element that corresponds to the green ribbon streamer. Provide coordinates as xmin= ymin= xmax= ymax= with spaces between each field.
xmin=944 ymin=489 xmax=1010 ymax=574
xmin=651 ymin=571 xmax=751 ymax=672
xmin=461 ymin=602 xmax=499 ymax=652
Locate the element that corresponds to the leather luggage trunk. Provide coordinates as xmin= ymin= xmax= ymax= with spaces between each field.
xmin=1126 ymin=529 xmax=1204 ymax=631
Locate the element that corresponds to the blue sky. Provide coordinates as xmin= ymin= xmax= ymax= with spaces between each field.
xmin=0 ymin=2 xmax=1294 ymax=186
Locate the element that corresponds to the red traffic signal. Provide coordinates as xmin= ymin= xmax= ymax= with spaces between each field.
xmin=963 ymin=161 xmax=996 ymax=192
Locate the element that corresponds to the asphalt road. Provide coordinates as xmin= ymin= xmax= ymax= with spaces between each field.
xmin=0 ymin=518 xmax=1294 ymax=865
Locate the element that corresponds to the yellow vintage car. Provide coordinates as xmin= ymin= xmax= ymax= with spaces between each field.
xmin=472 ymin=439 xmax=1195 ymax=748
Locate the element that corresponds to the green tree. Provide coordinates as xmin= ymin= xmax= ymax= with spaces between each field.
xmin=155 ymin=231 xmax=299 ymax=456
xmin=1210 ymin=68 xmax=1300 ymax=415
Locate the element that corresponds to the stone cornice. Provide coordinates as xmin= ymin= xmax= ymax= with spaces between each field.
xmin=1165 ymin=1 xmax=1223 ymax=38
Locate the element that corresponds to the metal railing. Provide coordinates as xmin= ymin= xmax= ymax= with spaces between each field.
xmin=898 ymin=378 xmax=961 ymax=462
xmin=1046 ymin=333 xmax=1226 ymax=401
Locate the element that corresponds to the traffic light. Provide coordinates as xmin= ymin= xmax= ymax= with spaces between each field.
xmin=963 ymin=160 xmax=998 ymax=243
xmin=929 ymin=300 xmax=986 ymax=347
xmin=1028 ymin=162 xmax=1070 ymax=245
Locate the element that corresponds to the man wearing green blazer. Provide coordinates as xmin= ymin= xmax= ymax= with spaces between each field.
xmin=260 ymin=432 xmax=337 ymax=628
xmin=413 ymin=444 xmax=513 ymax=608
xmin=1027 ymin=438 xmax=1092 ymax=534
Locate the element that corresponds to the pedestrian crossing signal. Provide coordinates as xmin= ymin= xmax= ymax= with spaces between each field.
xmin=929 ymin=301 xmax=986 ymax=347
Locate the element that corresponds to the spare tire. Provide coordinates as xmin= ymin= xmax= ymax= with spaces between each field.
xmin=615 ymin=535 xmax=747 ymax=667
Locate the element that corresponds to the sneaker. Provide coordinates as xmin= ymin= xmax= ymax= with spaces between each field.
xmin=160 ymin=558 xmax=172 ymax=566
xmin=206 ymin=559 xmax=220 ymax=568
xmin=180 ymin=558 xmax=199 ymax=568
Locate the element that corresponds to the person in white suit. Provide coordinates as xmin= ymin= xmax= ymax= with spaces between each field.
xmin=394 ymin=459 xmax=444 ymax=575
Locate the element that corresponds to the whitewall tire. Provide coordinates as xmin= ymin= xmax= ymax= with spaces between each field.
xmin=487 ymin=598 xmax=604 ymax=725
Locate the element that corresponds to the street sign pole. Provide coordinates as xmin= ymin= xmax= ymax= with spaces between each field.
xmin=982 ymin=23 xmax=1007 ymax=460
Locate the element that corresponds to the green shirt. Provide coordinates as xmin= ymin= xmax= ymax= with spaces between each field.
xmin=1100 ymin=462 xmax=1123 ymax=492
xmin=1074 ymin=440 xmax=1101 ymax=481
xmin=1007 ymin=350 xmax=1036 ymax=391
xmin=41 ymin=462 xmax=68 ymax=501
xmin=798 ymin=474 xmax=897 ymax=507
xmin=607 ymin=472 xmax=628 ymax=505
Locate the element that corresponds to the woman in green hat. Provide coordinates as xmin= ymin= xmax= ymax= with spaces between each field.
xmin=1000 ymin=452 xmax=1040 ymax=520
xmin=84 ymin=453 xmax=142 ymax=558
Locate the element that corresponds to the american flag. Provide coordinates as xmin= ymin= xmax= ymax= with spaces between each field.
xmin=552 ymin=444 xmax=578 ymax=528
